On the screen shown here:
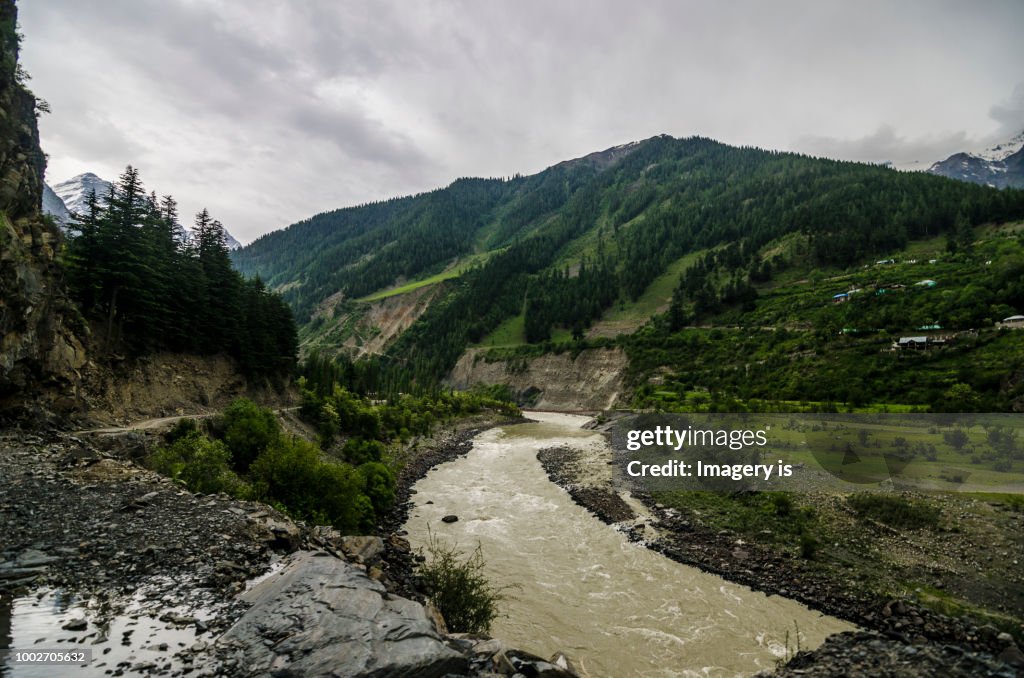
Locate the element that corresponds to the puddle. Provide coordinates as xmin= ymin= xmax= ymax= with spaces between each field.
xmin=0 ymin=586 xmax=221 ymax=677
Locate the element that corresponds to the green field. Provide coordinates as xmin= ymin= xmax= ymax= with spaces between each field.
xmin=356 ymin=251 xmax=496 ymax=302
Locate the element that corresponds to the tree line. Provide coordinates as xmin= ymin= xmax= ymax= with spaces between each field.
xmin=61 ymin=166 xmax=297 ymax=376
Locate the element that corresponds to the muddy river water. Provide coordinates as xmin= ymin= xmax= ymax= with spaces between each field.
xmin=404 ymin=412 xmax=854 ymax=677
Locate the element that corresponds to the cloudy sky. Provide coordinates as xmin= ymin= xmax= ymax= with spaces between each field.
xmin=18 ymin=0 xmax=1024 ymax=244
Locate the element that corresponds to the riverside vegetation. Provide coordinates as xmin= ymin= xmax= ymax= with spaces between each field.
xmin=146 ymin=375 xmax=519 ymax=535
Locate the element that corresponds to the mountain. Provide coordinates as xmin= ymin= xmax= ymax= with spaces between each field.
xmin=221 ymin=225 xmax=242 ymax=250
xmin=49 ymin=171 xmax=112 ymax=217
xmin=41 ymin=182 xmax=70 ymax=223
xmin=233 ymin=134 xmax=1024 ymax=388
xmin=927 ymin=131 xmax=1024 ymax=189
xmin=44 ymin=171 xmax=243 ymax=249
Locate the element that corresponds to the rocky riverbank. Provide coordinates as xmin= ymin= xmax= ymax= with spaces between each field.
xmin=757 ymin=631 xmax=1021 ymax=677
xmin=0 ymin=428 xmax=300 ymax=676
xmin=537 ymin=441 xmax=1024 ymax=676
xmin=1 ymin=413 xmax=577 ymax=678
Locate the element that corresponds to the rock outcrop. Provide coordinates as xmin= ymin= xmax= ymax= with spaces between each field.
xmin=219 ymin=550 xmax=468 ymax=677
xmin=0 ymin=0 xmax=86 ymax=416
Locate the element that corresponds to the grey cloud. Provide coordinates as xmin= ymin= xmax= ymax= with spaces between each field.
xmin=989 ymin=83 xmax=1024 ymax=139
xmin=797 ymin=125 xmax=972 ymax=166
xmin=44 ymin=111 xmax=145 ymax=168
xmin=288 ymin=102 xmax=435 ymax=179
xmin=18 ymin=0 xmax=1024 ymax=242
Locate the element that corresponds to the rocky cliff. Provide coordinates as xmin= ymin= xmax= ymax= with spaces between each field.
xmin=0 ymin=0 xmax=86 ymax=417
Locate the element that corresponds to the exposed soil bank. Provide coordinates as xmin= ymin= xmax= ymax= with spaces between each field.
xmin=447 ymin=347 xmax=627 ymax=410
xmin=537 ymin=442 xmax=1024 ymax=676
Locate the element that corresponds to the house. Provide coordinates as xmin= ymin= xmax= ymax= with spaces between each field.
xmin=896 ymin=336 xmax=928 ymax=349
xmin=915 ymin=279 xmax=937 ymax=288
xmin=876 ymin=258 xmax=895 ymax=265
xmin=892 ymin=335 xmax=947 ymax=351
xmin=832 ymin=293 xmax=849 ymax=304
xmin=998 ymin=315 xmax=1024 ymax=329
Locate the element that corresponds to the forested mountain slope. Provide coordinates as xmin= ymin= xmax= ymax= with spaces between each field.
xmin=234 ymin=135 xmax=1024 ymax=391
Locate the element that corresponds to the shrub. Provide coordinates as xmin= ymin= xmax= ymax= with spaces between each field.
xmin=417 ymin=533 xmax=511 ymax=634
xmin=799 ymin=533 xmax=818 ymax=559
xmin=249 ymin=437 xmax=374 ymax=533
xmin=222 ymin=398 xmax=282 ymax=471
xmin=769 ymin=492 xmax=793 ymax=517
xmin=847 ymin=492 xmax=940 ymax=529
xmin=147 ymin=433 xmax=248 ymax=497
xmin=343 ymin=437 xmax=386 ymax=465
xmin=357 ymin=461 xmax=395 ymax=515
xmin=165 ymin=417 xmax=199 ymax=444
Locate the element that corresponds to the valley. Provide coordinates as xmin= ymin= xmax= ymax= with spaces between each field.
xmin=3 ymin=0 xmax=1024 ymax=674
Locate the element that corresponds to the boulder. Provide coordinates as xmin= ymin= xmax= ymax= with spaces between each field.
xmin=340 ymin=535 xmax=385 ymax=564
xmin=219 ymin=550 xmax=466 ymax=677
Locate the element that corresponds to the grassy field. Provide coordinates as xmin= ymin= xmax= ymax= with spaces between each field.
xmin=598 ymin=250 xmax=705 ymax=326
xmin=356 ymin=251 xmax=495 ymax=302
xmin=475 ymin=313 xmax=526 ymax=347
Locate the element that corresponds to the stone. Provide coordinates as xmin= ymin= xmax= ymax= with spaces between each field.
xmin=16 ymin=548 xmax=59 ymax=567
xmin=441 ymin=515 xmax=459 ymax=523
xmin=257 ymin=516 xmax=301 ymax=552
xmin=549 ymin=651 xmax=577 ymax=674
xmin=219 ymin=550 xmax=466 ymax=677
xmin=340 ymin=535 xmax=384 ymax=564
xmin=62 ymin=618 xmax=88 ymax=631
xmin=473 ymin=638 xmax=504 ymax=657
xmin=997 ymin=643 xmax=1024 ymax=668
xmin=502 ymin=649 xmax=578 ymax=677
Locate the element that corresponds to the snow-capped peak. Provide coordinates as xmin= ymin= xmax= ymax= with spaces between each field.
xmin=968 ymin=130 xmax=1024 ymax=163
xmin=43 ymin=171 xmax=242 ymax=249
xmin=51 ymin=172 xmax=113 ymax=217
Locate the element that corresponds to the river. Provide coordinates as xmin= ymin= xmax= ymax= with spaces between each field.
xmin=404 ymin=412 xmax=854 ymax=677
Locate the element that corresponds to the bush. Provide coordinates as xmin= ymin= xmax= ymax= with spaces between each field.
xmin=165 ymin=417 xmax=199 ymax=444
xmin=147 ymin=433 xmax=248 ymax=497
xmin=357 ymin=461 xmax=395 ymax=515
xmin=222 ymin=398 xmax=282 ymax=471
xmin=343 ymin=437 xmax=386 ymax=465
xmin=769 ymin=492 xmax=793 ymax=517
xmin=417 ymin=533 xmax=511 ymax=634
xmin=249 ymin=437 xmax=375 ymax=533
xmin=799 ymin=533 xmax=818 ymax=559
xmin=847 ymin=492 xmax=940 ymax=529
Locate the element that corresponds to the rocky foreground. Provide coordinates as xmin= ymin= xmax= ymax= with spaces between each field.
xmin=537 ymin=443 xmax=1024 ymax=677
xmin=0 ymin=422 xmax=576 ymax=677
